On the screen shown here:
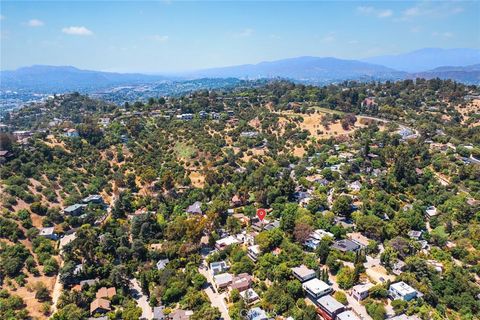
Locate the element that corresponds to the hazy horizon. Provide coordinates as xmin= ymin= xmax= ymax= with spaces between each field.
xmin=1 ymin=1 xmax=479 ymax=73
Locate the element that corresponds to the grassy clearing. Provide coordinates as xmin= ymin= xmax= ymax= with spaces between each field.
xmin=174 ymin=142 xmax=196 ymax=159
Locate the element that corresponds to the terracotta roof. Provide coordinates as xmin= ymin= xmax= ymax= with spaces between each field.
xmin=90 ymin=298 xmax=111 ymax=314
xmin=96 ymin=287 xmax=116 ymax=299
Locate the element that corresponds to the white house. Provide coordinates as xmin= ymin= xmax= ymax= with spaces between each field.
xmin=39 ymin=227 xmax=57 ymax=240
xmin=389 ymin=282 xmax=420 ymax=301
xmin=210 ymin=261 xmax=229 ymax=275
xmin=302 ymin=278 xmax=332 ymax=299
xmin=351 ymin=283 xmax=374 ymax=301
xmin=292 ymin=265 xmax=316 ymax=282
xmin=247 ymin=245 xmax=261 ymax=261
xmin=425 ymin=206 xmax=438 ymax=218
xmin=348 ymin=180 xmax=362 ymax=192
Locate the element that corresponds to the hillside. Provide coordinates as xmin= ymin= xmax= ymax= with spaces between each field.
xmin=1 ymin=80 xmax=479 ymax=320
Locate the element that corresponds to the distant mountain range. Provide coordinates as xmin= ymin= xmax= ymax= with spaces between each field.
xmin=0 ymin=65 xmax=170 ymax=92
xmin=1 ymin=48 xmax=479 ymax=94
xmin=189 ymin=56 xmax=406 ymax=81
xmin=410 ymin=64 xmax=480 ymax=83
xmin=363 ymin=48 xmax=480 ymax=73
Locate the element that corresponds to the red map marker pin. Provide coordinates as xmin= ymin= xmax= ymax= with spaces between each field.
xmin=256 ymin=208 xmax=266 ymax=221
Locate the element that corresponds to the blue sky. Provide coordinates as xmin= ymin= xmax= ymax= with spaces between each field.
xmin=1 ymin=0 xmax=479 ymax=73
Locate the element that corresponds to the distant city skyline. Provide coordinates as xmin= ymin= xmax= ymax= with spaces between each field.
xmin=1 ymin=0 xmax=479 ymax=73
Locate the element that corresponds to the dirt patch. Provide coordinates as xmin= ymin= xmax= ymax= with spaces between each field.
xmin=4 ymin=273 xmax=56 ymax=320
xmin=277 ymin=110 xmax=370 ymax=140
xmin=189 ymin=171 xmax=205 ymax=188
xmin=293 ymin=146 xmax=306 ymax=157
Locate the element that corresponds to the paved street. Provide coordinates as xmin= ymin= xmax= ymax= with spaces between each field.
xmin=130 ymin=278 xmax=153 ymax=320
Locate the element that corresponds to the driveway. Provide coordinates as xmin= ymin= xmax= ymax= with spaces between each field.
xmin=130 ymin=278 xmax=153 ymax=320
xmin=329 ymin=274 xmax=372 ymax=320
xmin=198 ymin=261 xmax=231 ymax=320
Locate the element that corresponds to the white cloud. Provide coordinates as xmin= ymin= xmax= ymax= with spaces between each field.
xmin=61 ymin=26 xmax=93 ymax=36
xmin=0 ymin=15 xmax=5 ymax=21
xmin=235 ymin=28 xmax=254 ymax=38
xmin=400 ymin=3 xmax=464 ymax=20
xmin=410 ymin=26 xmax=421 ymax=33
xmin=348 ymin=40 xmax=359 ymax=45
xmin=357 ymin=6 xmax=393 ymax=18
xmin=149 ymin=35 xmax=169 ymax=42
xmin=27 ymin=19 xmax=44 ymax=27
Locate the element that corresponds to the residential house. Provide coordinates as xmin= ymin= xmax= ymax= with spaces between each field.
xmin=392 ymin=260 xmax=406 ymax=275
xmin=240 ymin=288 xmax=260 ymax=304
xmin=302 ymin=278 xmax=332 ymax=299
xmin=337 ymin=311 xmax=360 ymax=320
xmin=210 ymin=261 xmax=229 ymax=276
xmin=230 ymin=273 xmax=252 ymax=292
xmin=247 ymin=245 xmax=261 ymax=261
xmin=90 ymin=298 xmax=111 ymax=315
xmin=408 ymin=230 xmax=423 ymax=240
xmin=156 ymin=258 xmax=170 ymax=270
xmin=63 ymin=203 xmax=87 ymax=216
xmin=240 ymin=131 xmax=259 ymax=138
xmin=96 ymin=287 xmax=116 ymax=299
xmin=186 ymin=201 xmax=203 ymax=215
xmin=292 ymin=265 xmax=316 ymax=282
xmin=82 ymin=194 xmax=104 ymax=205
xmin=348 ymin=180 xmax=362 ymax=192
xmin=169 ymin=309 xmax=193 ymax=320
xmin=316 ymin=295 xmax=345 ymax=320
xmin=304 ymin=229 xmax=334 ymax=250
xmin=176 ymin=113 xmax=194 ymax=120
xmin=251 ymin=219 xmax=265 ymax=232
xmin=347 ymin=232 xmax=370 ymax=247
xmin=199 ymin=111 xmax=208 ymax=119
xmin=39 ymin=226 xmax=57 ymax=240
xmin=213 ymin=273 xmax=233 ymax=291
xmin=263 ymin=220 xmax=280 ymax=231
xmin=215 ymin=235 xmax=241 ymax=250
xmin=426 ymin=260 xmax=444 ymax=273
xmin=331 ymin=239 xmax=361 ymax=253
xmin=425 ymin=206 xmax=438 ymax=218
xmin=246 ymin=307 xmax=268 ymax=320
xmin=389 ymin=282 xmax=420 ymax=301
xmin=64 ymin=128 xmax=79 ymax=138
xmin=351 ymin=283 xmax=374 ymax=301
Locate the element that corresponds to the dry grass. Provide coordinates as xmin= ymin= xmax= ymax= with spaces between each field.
xmin=4 ymin=273 xmax=56 ymax=320
xmin=456 ymin=99 xmax=480 ymax=127
xmin=189 ymin=171 xmax=205 ymax=188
